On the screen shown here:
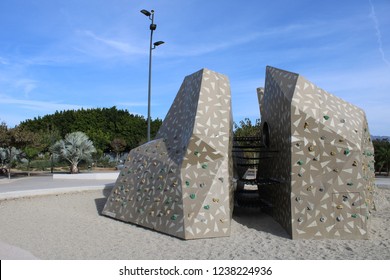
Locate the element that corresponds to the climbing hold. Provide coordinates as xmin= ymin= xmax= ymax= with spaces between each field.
xmin=313 ymin=157 xmax=319 ymax=161
xmin=308 ymin=145 xmax=314 ymax=152
xmin=154 ymin=198 xmax=161 ymax=202
xmin=298 ymin=217 xmax=303 ymax=222
xmin=320 ymin=217 xmax=325 ymax=222
xmin=171 ymin=214 xmax=179 ymax=220
xmin=201 ymin=163 xmax=208 ymax=169
xmin=298 ymin=172 xmax=303 ymax=177
xmin=199 ymin=183 xmax=205 ymax=188
xmin=185 ymin=180 xmax=190 ymax=187
xmin=319 ymin=187 xmax=324 ymax=192
xmin=336 ymin=216 xmax=342 ymax=222
xmin=347 ymin=182 xmax=353 ymax=186
xmin=340 ymin=119 xmax=346 ymax=123
xmin=344 ymin=149 xmax=350 ymax=155
xmin=307 ymin=185 xmax=313 ymax=191
xmin=204 ymin=205 xmax=210 ymax=210
xmin=352 ymin=161 xmax=358 ymax=166
xmin=141 ymin=178 xmax=146 ymax=184
xmin=194 ymin=151 xmax=200 ymax=156
xmin=212 ymin=198 xmax=220 ymax=203
xmin=190 ymin=193 xmax=196 ymax=199
xmin=323 ymin=115 xmax=330 ymax=120
xmin=297 ymin=160 xmax=304 ymax=165
xmin=304 ymin=122 xmax=309 ymax=129
xmin=320 ymin=136 xmax=326 ymax=140
xmin=295 ymin=196 xmax=302 ymax=202
xmin=336 ymin=205 xmax=343 ymax=210
xmin=351 ymin=214 xmax=358 ymax=218
xmin=330 ymin=151 xmax=336 ymax=156
xmin=333 ymin=168 xmax=339 ymax=173
xmin=218 ymin=177 xmax=224 ymax=183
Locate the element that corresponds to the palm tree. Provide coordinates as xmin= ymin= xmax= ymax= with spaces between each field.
xmin=51 ymin=131 xmax=96 ymax=174
xmin=0 ymin=147 xmax=22 ymax=179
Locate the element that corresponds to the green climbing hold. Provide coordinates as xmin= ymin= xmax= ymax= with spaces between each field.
xmin=323 ymin=115 xmax=330 ymax=120
xmin=297 ymin=160 xmax=304 ymax=165
xmin=171 ymin=214 xmax=178 ymax=220
xmin=201 ymin=163 xmax=208 ymax=169
xmin=344 ymin=149 xmax=350 ymax=155
xmin=194 ymin=151 xmax=200 ymax=156
xmin=190 ymin=193 xmax=196 ymax=199
xmin=351 ymin=214 xmax=358 ymax=218
xmin=185 ymin=180 xmax=190 ymax=187
xmin=204 ymin=205 xmax=210 ymax=210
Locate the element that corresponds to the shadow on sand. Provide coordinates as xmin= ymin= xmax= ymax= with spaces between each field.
xmin=232 ymin=206 xmax=290 ymax=239
xmin=94 ymin=184 xmax=114 ymax=215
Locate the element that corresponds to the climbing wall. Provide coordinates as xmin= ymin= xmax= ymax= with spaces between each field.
xmin=259 ymin=66 xmax=375 ymax=239
xmin=103 ymin=68 xmax=234 ymax=239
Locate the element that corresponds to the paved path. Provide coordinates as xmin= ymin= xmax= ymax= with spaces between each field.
xmin=0 ymin=173 xmax=117 ymax=200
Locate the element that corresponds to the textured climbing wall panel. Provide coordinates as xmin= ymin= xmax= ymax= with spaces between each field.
xmin=103 ymin=68 xmax=233 ymax=239
xmin=259 ymin=66 xmax=375 ymax=239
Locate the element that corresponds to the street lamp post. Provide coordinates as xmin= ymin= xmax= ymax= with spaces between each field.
xmin=140 ymin=9 xmax=164 ymax=142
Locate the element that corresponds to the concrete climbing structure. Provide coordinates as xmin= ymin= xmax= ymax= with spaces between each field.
xmin=103 ymin=68 xmax=234 ymax=240
xmin=258 ymin=66 xmax=375 ymax=239
xmin=103 ymin=66 xmax=375 ymax=240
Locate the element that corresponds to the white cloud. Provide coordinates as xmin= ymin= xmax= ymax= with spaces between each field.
xmin=117 ymin=102 xmax=148 ymax=107
xmin=76 ymin=30 xmax=146 ymax=58
xmin=369 ymin=0 xmax=390 ymax=68
xmin=0 ymin=57 xmax=8 ymax=65
xmin=0 ymin=94 xmax=86 ymax=112
xmin=14 ymin=79 xmax=38 ymax=97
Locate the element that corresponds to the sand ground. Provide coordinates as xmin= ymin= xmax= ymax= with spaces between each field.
xmin=0 ymin=185 xmax=389 ymax=260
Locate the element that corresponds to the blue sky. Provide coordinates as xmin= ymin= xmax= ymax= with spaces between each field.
xmin=0 ymin=0 xmax=389 ymax=135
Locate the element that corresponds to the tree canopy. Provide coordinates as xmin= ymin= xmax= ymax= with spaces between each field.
xmin=18 ymin=107 xmax=162 ymax=153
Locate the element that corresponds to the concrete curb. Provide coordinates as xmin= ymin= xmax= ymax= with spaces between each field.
xmin=53 ymin=172 xmax=119 ymax=180
xmin=0 ymin=183 xmax=115 ymax=200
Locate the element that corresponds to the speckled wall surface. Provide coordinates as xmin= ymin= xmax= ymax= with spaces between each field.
xmin=103 ymin=68 xmax=233 ymax=239
xmin=259 ymin=66 xmax=375 ymax=239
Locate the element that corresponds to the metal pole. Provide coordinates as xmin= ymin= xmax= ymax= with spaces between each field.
xmin=147 ymin=11 xmax=155 ymax=142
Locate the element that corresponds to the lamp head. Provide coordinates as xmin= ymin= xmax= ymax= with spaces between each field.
xmin=140 ymin=9 xmax=151 ymax=17
xmin=153 ymin=41 xmax=165 ymax=47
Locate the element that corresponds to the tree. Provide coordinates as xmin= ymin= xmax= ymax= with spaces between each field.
xmin=0 ymin=147 xmax=22 ymax=178
xmin=110 ymin=138 xmax=127 ymax=163
xmin=51 ymin=131 xmax=96 ymax=174
xmin=233 ymin=118 xmax=261 ymax=137
xmin=374 ymin=138 xmax=390 ymax=176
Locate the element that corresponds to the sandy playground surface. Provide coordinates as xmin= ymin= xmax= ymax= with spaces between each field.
xmin=0 ymin=186 xmax=389 ymax=260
